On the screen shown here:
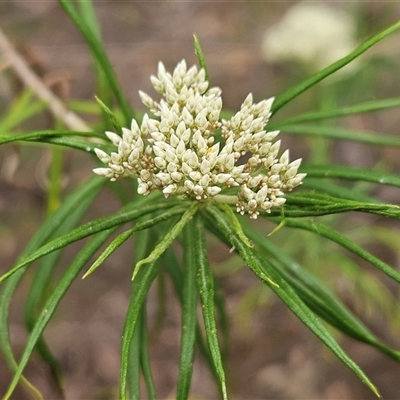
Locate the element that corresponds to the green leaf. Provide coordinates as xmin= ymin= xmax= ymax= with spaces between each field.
xmin=212 ymin=277 xmax=230 ymax=361
xmin=300 ymin=164 xmax=400 ymax=188
xmin=128 ymin=227 xmax=151 ymax=400
xmin=0 ymin=90 xmax=47 ymax=133
xmin=57 ymin=0 xmax=134 ymax=124
xmin=0 ymin=176 xmax=104 ymax=399
xmin=162 ymin=245 xmax=222 ymax=393
xmin=39 ymin=136 xmax=111 ymax=153
xmin=177 ymin=224 xmax=198 ymax=400
xmin=205 ymin=204 xmax=380 ymax=397
xmin=76 ymin=0 xmax=115 ymax=130
xmin=269 ymin=97 xmax=400 ymax=128
xmin=3 ymin=230 xmax=114 ymax=400
xmin=120 ymin=260 xmax=161 ymax=400
xmin=245 ymin=227 xmax=400 ymax=362
xmin=279 ymin=124 xmax=400 ymax=147
xmin=95 ymin=96 xmax=123 ymax=135
xmin=0 ymin=194 xmax=175 ymax=283
xmin=133 ymin=202 xmax=199 ymax=280
xmin=302 ymin=179 xmax=376 ymax=203
xmin=77 ymin=0 xmax=101 ymax=38
xmin=271 ymin=20 xmax=400 ymax=114
xmin=23 ymin=178 xmax=101 ymax=394
xmin=83 ymin=205 xmax=188 ymax=278
xmin=128 ymin=315 xmax=141 ymax=400
xmin=280 ymin=218 xmax=400 ymax=285
xmin=193 ymin=215 xmax=227 ymax=400
xmin=217 ymin=203 xmax=252 ymax=247
xmin=139 ymin=308 xmax=157 ymax=400
xmin=193 ymin=34 xmax=209 ymax=83
xmin=281 ymin=192 xmax=400 ymax=219
xmin=0 ymin=130 xmax=103 ymax=145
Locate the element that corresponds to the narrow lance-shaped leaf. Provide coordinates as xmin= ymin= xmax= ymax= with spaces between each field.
xmin=128 ymin=227 xmax=150 ymax=400
xmin=119 ymin=259 xmax=161 ymax=400
xmin=95 ymin=96 xmax=123 ymax=135
xmin=132 ymin=202 xmax=199 ymax=280
xmin=23 ymin=178 xmax=101 ymax=395
xmin=83 ymin=205 xmax=188 ymax=278
xmin=245 ymin=226 xmax=400 ymax=362
xmin=279 ymin=124 xmax=400 ymax=147
xmin=176 ymin=223 xmax=198 ymax=400
xmin=3 ymin=230 xmax=114 ymax=400
xmin=0 ymin=176 xmax=104 ymax=399
xmin=302 ymin=179 xmax=376 ymax=203
xmin=269 ymin=97 xmax=400 ymax=128
xmin=139 ymin=308 xmax=157 ymax=400
xmin=0 ymin=195 xmax=175 ymax=283
xmin=0 ymin=130 xmax=104 ymax=145
xmin=76 ymin=0 xmax=114 ymax=128
xmin=162 ymin=245 xmax=222 ymax=393
xmin=205 ymin=204 xmax=380 ymax=397
xmin=280 ymin=218 xmax=400 ymax=285
xmin=193 ymin=214 xmax=227 ymax=400
xmin=57 ymin=0 xmax=134 ymax=124
xmin=300 ymin=164 xmax=400 ymax=188
xmin=0 ymin=90 xmax=47 ymax=133
xmin=281 ymin=192 xmax=400 ymax=219
xmin=193 ymin=34 xmax=209 ymax=83
xmin=271 ymin=20 xmax=400 ymax=114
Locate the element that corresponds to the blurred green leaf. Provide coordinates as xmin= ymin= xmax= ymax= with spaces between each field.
xmin=280 ymin=124 xmax=400 ymax=147
xmin=57 ymin=0 xmax=134 ymax=124
xmin=245 ymin=227 xmax=400 ymax=362
xmin=3 ymin=230 xmax=114 ymax=400
xmin=23 ymin=176 xmax=102 ymax=394
xmin=270 ymin=97 xmax=400 ymax=128
xmin=280 ymin=218 xmax=400 ymax=285
xmin=0 ymin=195 xmax=177 ymax=283
xmin=302 ymin=179 xmax=376 ymax=203
xmin=0 ymin=90 xmax=46 ymax=133
xmin=0 ymin=176 xmax=104 ymax=398
xmin=271 ymin=20 xmax=400 ymax=114
xmin=0 ymin=130 xmax=104 ymax=145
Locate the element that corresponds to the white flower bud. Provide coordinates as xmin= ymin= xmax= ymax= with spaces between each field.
xmin=105 ymin=131 xmax=121 ymax=146
xmin=163 ymin=184 xmax=177 ymax=197
xmin=94 ymin=148 xmax=111 ymax=164
xmin=93 ymin=167 xmax=113 ymax=178
xmin=207 ymin=186 xmax=222 ymax=197
xmin=171 ymin=172 xmax=184 ymax=182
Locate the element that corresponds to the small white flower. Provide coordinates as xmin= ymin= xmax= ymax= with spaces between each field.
xmin=93 ymin=59 xmax=306 ymax=218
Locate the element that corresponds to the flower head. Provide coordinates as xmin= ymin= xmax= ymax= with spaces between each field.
xmin=94 ymin=59 xmax=306 ymax=219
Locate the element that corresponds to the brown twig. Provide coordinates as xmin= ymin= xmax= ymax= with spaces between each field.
xmin=0 ymin=25 xmax=91 ymax=131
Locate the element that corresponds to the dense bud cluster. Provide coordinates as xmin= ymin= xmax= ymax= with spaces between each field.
xmin=94 ymin=60 xmax=306 ymax=218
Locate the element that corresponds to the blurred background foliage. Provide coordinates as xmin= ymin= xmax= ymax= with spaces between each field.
xmin=1 ymin=1 xmax=400 ymax=399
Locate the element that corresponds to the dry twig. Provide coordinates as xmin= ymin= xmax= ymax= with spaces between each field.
xmin=0 ymin=25 xmax=90 ymax=131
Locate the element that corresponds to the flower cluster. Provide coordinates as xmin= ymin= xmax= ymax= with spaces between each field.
xmin=261 ymin=3 xmax=359 ymax=76
xmin=93 ymin=60 xmax=306 ymax=219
